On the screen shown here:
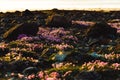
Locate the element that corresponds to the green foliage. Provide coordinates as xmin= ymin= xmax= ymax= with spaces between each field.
xmin=8 ymin=40 xmax=27 ymax=48
xmin=47 ymin=66 xmax=79 ymax=74
xmin=8 ymin=40 xmax=20 ymax=48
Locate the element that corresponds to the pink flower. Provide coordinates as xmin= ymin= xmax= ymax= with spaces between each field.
xmin=18 ymin=73 xmax=24 ymax=79
xmin=27 ymin=74 xmax=35 ymax=80
xmin=46 ymin=77 xmax=58 ymax=80
xmin=50 ymin=72 xmax=60 ymax=78
xmin=38 ymin=71 xmax=44 ymax=78
xmin=89 ymin=66 xmax=95 ymax=71
xmin=111 ymin=63 xmax=120 ymax=70
xmin=63 ymin=71 xmax=72 ymax=77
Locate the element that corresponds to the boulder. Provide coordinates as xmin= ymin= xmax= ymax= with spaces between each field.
xmin=46 ymin=14 xmax=71 ymax=27
xmin=86 ymin=21 xmax=117 ymax=39
xmin=3 ymin=22 xmax=39 ymax=41
xmin=86 ymin=22 xmax=117 ymax=45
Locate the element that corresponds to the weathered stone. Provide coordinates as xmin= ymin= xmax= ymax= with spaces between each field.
xmin=46 ymin=14 xmax=71 ymax=27
xmin=3 ymin=22 xmax=39 ymax=41
xmin=86 ymin=22 xmax=117 ymax=45
xmin=86 ymin=21 xmax=117 ymax=39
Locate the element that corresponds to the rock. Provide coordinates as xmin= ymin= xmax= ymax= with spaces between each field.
xmin=86 ymin=21 xmax=117 ymax=39
xmin=9 ymin=60 xmax=30 ymax=72
xmin=74 ymin=71 xmax=101 ymax=80
xmin=22 ymin=67 xmax=38 ymax=75
xmin=65 ymin=52 xmax=96 ymax=64
xmin=46 ymin=14 xmax=71 ymax=27
xmin=21 ymin=9 xmax=34 ymax=16
xmin=8 ymin=60 xmax=36 ymax=73
xmin=36 ymin=57 xmax=53 ymax=69
xmin=3 ymin=22 xmax=39 ymax=41
xmin=86 ymin=22 xmax=117 ymax=45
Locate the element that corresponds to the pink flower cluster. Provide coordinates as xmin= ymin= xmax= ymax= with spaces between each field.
xmin=111 ymin=63 xmax=120 ymax=70
xmin=81 ymin=60 xmax=115 ymax=71
xmin=20 ymin=37 xmax=33 ymax=41
xmin=52 ymin=62 xmax=75 ymax=69
xmin=81 ymin=60 xmax=120 ymax=71
xmin=103 ymin=53 xmax=120 ymax=61
xmin=72 ymin=20 xmax=95 ymax=26
xmin=6 ymin=71 xmax=61 ymax=80
xmin=108 ymin=22 xmax=120 ymax=33
xmin=32 ymin=43 xmax=44 ymax=50
xmin=37 ymin=27 xmax=78 ymax=43
xmin=53 ymin=43 xmax=73 ymax=50
xmin=36 ymin=71 xmax=60 ymax=80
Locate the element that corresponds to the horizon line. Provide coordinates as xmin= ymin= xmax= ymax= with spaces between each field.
xmin=1 ymin=8 xmax=120 ymax=13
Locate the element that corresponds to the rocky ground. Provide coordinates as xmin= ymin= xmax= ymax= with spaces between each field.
xmin=0 ymin=9 xmax=120 ymax=80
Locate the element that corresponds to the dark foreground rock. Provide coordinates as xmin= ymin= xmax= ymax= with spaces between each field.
xmin=3 ymin=22 xmax=39 ymax=41
xmin=86 ymin=22 xmax=117 ymax=45
xmin=86 ymin=21 xmax=117 ymax=39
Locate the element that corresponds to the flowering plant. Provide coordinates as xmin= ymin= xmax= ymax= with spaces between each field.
xmin=103 ymin=52 xmax=120 ymax=62
xmin=79 ymin=60 xmax=120 ymax=71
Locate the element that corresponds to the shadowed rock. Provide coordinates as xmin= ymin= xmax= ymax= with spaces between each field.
xmin=74 ymin=71 xmax=101 ymax=80
xmin=86 ymin=21 xmax=117 ymax=39
xmin=46 ymin=14 xmax=71 ymax=27
xmin=3 ymin=22 xmax=39 ymax=41
xmin=86 ymin=22 xmax=117 ymax=45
